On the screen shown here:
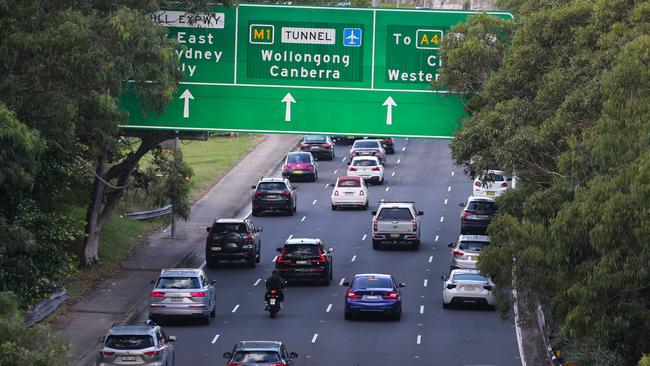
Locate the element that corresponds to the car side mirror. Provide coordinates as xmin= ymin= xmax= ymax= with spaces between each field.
xmin=508 ymin=177 xmax=512 ymax=181
xmin=223 ymin=352 xmax=232 ymax=359
xmin=251 ymin=185 xmax=256 ymax=189
xmin=448 ymin=243 xmax=454 ymax=248
xmin=166 ymin=336 xmax=177 ymax=342
xmin=398 ymin=283 xmax=406 ymax=287
xmin=418 ymin=211 xmax=424 ymax=216
xmin=290 ymin=352 xmax=298 ymax=358
xmin=150 ymin=279 xmax=155 ymax=285
xmin=327 ymin=247 xmax=334 ymax=252
xmin=342 ymin=281 xmax=350 ymax=286
xmin=257 ymin=227 xmax=263 ymax=232
xmin=276 ymin=247 xmax=282 ymax=252
xmin=441 ymin=275 xmax=446 ymax=281
xmin=211 ymin=280 xmax=217 ymax=286
xmin=98 ymin=336 xmax=105 ymax=343
xmin=326 ymin=183 xmax=334 ymax=188
xmin=459 ymin=202 xmax=465 ymax=207
xmin=206 ymin=227 xmax=211 ymax=232
xmin=371 ymin=211 xmax=377 ymax=215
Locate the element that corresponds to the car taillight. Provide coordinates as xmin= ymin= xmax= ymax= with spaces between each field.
xmin=189 ymin=292 xmax=205 ymax=297
xmin=100 ymin=351 xmax=115 ymax=357
xmin=474 ymin=180 xmax=481 ymax=187
xmin=382 ymin=292 xmax=399 ymax=299
xmin=300 ymin=143 xmax=308 ymax=148
xmin=270 ymin=289 xmax=277 ymax=294
xmin=350 ymin=150 xmax=356 ymax=156
xmin=270 ymin=364 xmax=287 ymax=366
xmin=322 ymin=143 xmax=331 ymax=148
xmin=453 ymin=250 xmax=464 ymax=257
xmin=384 ymin=138 xmax=392 ymax=143
xmin=374 ymin=151 xmax=381 ymax=156
xmin=247 ymin=233 xmax=254 ymax=241
xmin=412 ymin=220 xmax=417 ymax=232
xmin=144 ymin=350 xmax=160 ymax=357
xmin=373 ymin=220 xmax=378 ymax=231
xmin=313 ymin=249 xmax=327 ymax=263
xmin=207 ymin=232 xmax=214 ymax=241
xmin=501 ymin=182 xmax=508 ymax=188
xmin=281 ymin=191 xmax=291 ymax=197
xmin=359 ymin=190 xmax=364 ymax=196
xmin=484 ymin=285 xmax=493 ymax=290
xmin=349 ymin=167 xmax=358 ymax=171
xmin=254 ymin=191 xmax=263 ymax=197
xmin=151 ymin=292 xmax=165 ymax=297
xmin=461 ymin=211 xmax=472 ymax=218
xmin=346 ymin=291 xmax=362 ymax=298
xmin=371 ymin=167 xmax=381 ymax=171
xmin=307 ymin=165 xmax=314 ymax=171
xmin=283 ymin=165 xmax=291 ymax=172
xmin=277 ymin=254 xmax=291 ymax=263
xmin=228 ymin=363 xmax=243 ymax=366
xmin=446 ymin=284 xmax=457 ymax=289
xmin=333 ymin=190 xmax=339 ymax=196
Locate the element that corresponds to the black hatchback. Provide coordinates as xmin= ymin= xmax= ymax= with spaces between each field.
xmin=252 ymin=178 xmax=297 ymax=216
xmin=460 ymin=196 xmax=498 ymax=234
xmin=299 ymin=135 xmax=335 ymax=160
xmin=275 ymin=238 xmax=333 ymax=285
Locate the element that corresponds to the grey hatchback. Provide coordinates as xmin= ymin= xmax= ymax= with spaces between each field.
xmin=223 ymin=341 xmax=298 ymax=365
xmin=96 ymin=321 xmax=175 ymax=366
xmin=148 ymin=268 xmax=217 ymax=325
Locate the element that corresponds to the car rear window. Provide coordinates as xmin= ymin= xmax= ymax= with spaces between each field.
xmin=287 ymin=153 xmax=310 ymax=163
xmin=479 ymin=174 xmax=505 ymax=182
xmin=352 ymin=159 xmax=377 ymax=167
xmin=304 ymin=135 xmax=326 ymax=143
xmin=257 ymin=182 xmax=287 ymax=191
xmin=338 ymin=179 xmax=361 ymax=187
xmin=212 ymin=223 xmax=246 ymax=234
xmin=354 ymin=277 xmax=392 ymax=289
xmin=283 ymin=244 xmax=320 ymax=256
xmin=156 ymin=277 xmax=200 ymax=289
xmin=354 ymin=140 xmax=380 ymax=148
xmin=453 ymin=273 xmax=488 ymax=282
xmin=232 ymin=351 xmax=281 ymax=362
xmin=377 ymin=207 xmax=413 ymax=220
xmin=105 ymin=335 xmax=154 ymax=350
xmin=459 ymin=241 xmax=489 ymax=251
xmin=467 ymin=201 xmax=497 ymax=212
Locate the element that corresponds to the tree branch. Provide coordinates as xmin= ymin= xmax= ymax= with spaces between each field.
xmin=0 ymin=51 xmax=18 ymax=89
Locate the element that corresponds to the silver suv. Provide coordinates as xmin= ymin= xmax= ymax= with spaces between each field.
xmin=148 ymin=268 xmax=216 ymax=325
xmin=448 ymin=235 xmax=490 ymax=270
xmin=96 ymin=321 xmax=175 ymax=366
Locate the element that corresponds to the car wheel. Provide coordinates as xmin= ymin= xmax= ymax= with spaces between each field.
xmin=330 ymin=152 xmax=335 ymax=160
xmin=293 ymin=202 xmax=297 ymax=212
xmin=363 ymin=201 xmax=369 ymax=210
xmin=392 ymin=310 xmax=402 ymax=321
xmin=412 ymin=240 xmax=420 ymax=251
xmin=256 ymin=249 xmax=261 ymax=263
xmin=210 ymin=301 xmax=216 ymax=318
xmin=443 ymin=301 xmax=451 ymax=309
xmin=344 ymin=308 xmax=352 ymax=320
xmin=247 ymin=256 xmax=256 ymax=268
xmin=378 ymin=178 xmax=384 ymax=185
xmin=206 ymin=259 xmax=218 ymax=268
xmin=252 ymin=209 xmax=259 ymax=217
xmin=313 ymin=172 xmax=318 ymax=182
xmin=322 ymin=275 xmax=330 ymax=286
xmin=202 ymin=313 xmax=210 ymax=325
xmin=372 ymin=240 xmax=380 ymax=250
xmin=331 ymin=204 xmax=337 ymax=211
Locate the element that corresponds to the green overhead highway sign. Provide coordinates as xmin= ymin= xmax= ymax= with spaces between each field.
xmin=122 ymin=5 xmax=512 ymax=138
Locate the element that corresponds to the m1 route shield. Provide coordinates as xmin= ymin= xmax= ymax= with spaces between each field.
xmin=121 ymin=5 xmax=512 ymax=139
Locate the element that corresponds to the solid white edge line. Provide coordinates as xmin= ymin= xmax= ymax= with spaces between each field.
xmin=339 ymin=278 xmax=345 ymax=286
xmin=312 ymin=199 xmax=317 ymax=205
xmin=435 ymin=235 xmax=439 ymax=242
xmin=211 ymin=334 xmax=220 ymax=344
xmin=362 ymin=234 xmax=367 ymax=241
xmin=428 ymin=256 xmax=433 ymax=263
xmin=423 ymin=279 xmax=428 ymax=287
xmin=416 ymin=335 xmax=421 ymax=345
xmin=513 ymin=272 xmax=528 ymax=366
xmin=253 ymin=279 xmax=261 ymax=287
xmin=272 ymin=255 xmax=278 ymax=262
xmin=311 ymin=333 xmax=319 ymax=343
xmin=326 ymin=304 xmax=332 ymax=313
xmin=351 ymin=255 xmax=357 ymax=262
xmin=232 ymin=304 xmax=240 ymax=313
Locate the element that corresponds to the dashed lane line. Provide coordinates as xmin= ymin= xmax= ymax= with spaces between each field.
xmin=211 ymin=334 xmax=220 ymax=344
xmin=402 ymin=146 xmax=406 ymax=152
xmin=417 ymin=335 xmax=421 ymax=345
xmin=301 ymin=216 xmax=306 ymax=222
xmin=423 ymin=279 xmax=428 ymax=287
xmin=451 ymin=171 xmax=455 ymax=176
xmin=351 ymin=255 xmax=357 ymax=262
xmin=397 ymin=159 xmax=401 ymax=164
xmin=324 ymin=183 xmax=329 ymax=189
xmin=385 ymin=187 xmax=390 ymax=192
xmin=311 ymin=334 xmax=319 ymax=343
xmin=435 ymin=235 xmax=439 ymax=242
xmin=428 ymin=256 xmax=433 ymax=263
xmin=333 ymin=169 xmax=338 ymax=174
xmin=232 ymin=304 xmax=240 ymax=313
xmin=253 ymin=279 xmax=261 ymax=287
xmin=312 ymin=199 xmax=317 ymax=205
xmin=391 ymin=171 xmax=396 ymax=177
xmin=339 ymin=278 xmax=346 ymax=286
xmin=362 ymin=234 xmax=367 ymax=241
xmin=444 ymin=199 xmax=448 ymax=205
xmin=420 ymin=305 xmax=424 ymax=314
xmin=272 ymin=255 xmax=278 ymax=263
xmin=448 ymin=186 xmax=452 ymax=192
xmin=288 ymin=234 xmax=293 ymax=240
xmin=326 ymin=304 xmax=332 ymax=313
xmin=440 ymin=216 xmax=444 ymax=223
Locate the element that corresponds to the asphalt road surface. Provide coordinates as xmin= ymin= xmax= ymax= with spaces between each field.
xmin=138 ymin=139 xmax=521 ymax=366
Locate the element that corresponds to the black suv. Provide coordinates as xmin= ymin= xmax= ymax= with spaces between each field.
xmin=275 ymin=238 xmax=333 ymax=285
xmin=205 ymin=218 xmax=262 ymax=268
xmin=299 ymin=135 xmax=335 ymax=160
xmin=252 ymin=178 xmax=297 ymax=216
xmin=460 ymin=196 xmax=498 ymax=234
xmin=223 ymin=341 xmax=298 ymax=365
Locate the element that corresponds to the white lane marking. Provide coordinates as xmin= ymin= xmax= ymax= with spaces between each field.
xmin=435 ymin=235 xmax=439 ymax=242
xmin=385 ymin=187 xmax=390 ymax=192
xmin=397 ymin=159 xmax=401 ymax=164
xmin=333 ymin=169 xmax=338 ymax=174
xmin=444 ymin=199 xmax=448 ymax=205
xmin=380 ymin=198 xmax=385 ymax=202
xmin=402 ymin=146 xmax=406 ymax=152
xmin=513 ymin=282 xmax=527 ymax=366
xmin=440 ymin=216 xmax=444 ymax=223
xmin=423 ymin=279 xmax=428 ymax=287
xmin=312 ymin=199 xmax=317 ymax=205
xmin=232 ymin=304 xmax=240 ymax=313
xmin=351 ymin=255 xmax=357 ymax=262
xmin=326 ymin=304 xmax=332 ymax=313
xmin=416 ymin=335 xmax=421 ymax=345
xmin=199 ymin=260 xmax=207 ymax=269
xmin=391 ymin=171 xmax=395 ymax=177
xmin=301 ymin=216 xmax=306 ymax=222
xmin=420 ymin=305 xmax=424 ymax=314
xmin=211 ymin=334 xmax=220 ymax=344
xmin=448 ymin=186 xmax=452 ymax=192
xmin=253 ymin=279 xmax=261 ymax=287
xmin=325 ymin=183 xmax=329 ymax=189
xmin=311 ymin=333 xmax=319 ymax=343
xmin=406 ymin=138 xmax=409 ymax=141
xmin=362 ymin=234 xmax=367 ymax=241
xmin=428 ymin=256 xmax=433 ymax=263
xmin=288 ymin=234 xmax=293 ymax=240
xmin=339 ymin=278 xmax=346 ymax=286
xmin=342 ymin=157 xmax=346 ymax=162
xmin=272 ymin=255 xmax=278 ymax=262
xmin=451 ymin=171 xmax=455 ymax=176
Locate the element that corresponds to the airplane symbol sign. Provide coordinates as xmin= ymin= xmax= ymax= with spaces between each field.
xmin=343 ymin=28 xmax=362 ymax=47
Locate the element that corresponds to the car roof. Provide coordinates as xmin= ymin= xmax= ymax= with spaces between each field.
xmin=285 ymin=238 xmax=321 ymax=245
xmin=450 ymin=269 xmax=485 ymax=276
xmin=215 ymin=218 xmax=246 ymax=224
xmin=458 ymin=234 xmax=490 ymax=242
xmin=108 ymin=325 xmax=157 ymax=336
xmin=287 ymin=151 xmax=312 ymax=156
xmin=353 ymin=139 xmax=380 ymax=144
xmin=467 ymin=195 xmax=495 ymax=202
xmin=338 ymin=176 xmax=361 ymax=181
xmin=351 ymin=156 xmax=380 ymax=161
xmin=259 ymin=177 xmax=288 ymax=183
xmin=354 ymin=273 xmax=391 ymax=279
xmin=159 ymin=268 xmax=201 ymax=277
xmin=378 ymin=201 xmax=415 ymax=208
xmin=235 ymin=341 xmax=282 ymax=351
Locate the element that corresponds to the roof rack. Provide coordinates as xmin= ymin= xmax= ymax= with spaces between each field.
xmin=111 ymin=320 xmax=157 ymax=327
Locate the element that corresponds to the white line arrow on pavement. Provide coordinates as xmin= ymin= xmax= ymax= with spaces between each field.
xmin=281 ymin=92 xmax=296 ymax=122
xmin=179 ymin=89 xmax=194 ymax=118
xmin=382 ymin=96 xmax=397 ymax=125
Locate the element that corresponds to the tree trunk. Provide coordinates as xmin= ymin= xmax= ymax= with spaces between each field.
xmin=82 ymin=146 xmax=108 ymax=266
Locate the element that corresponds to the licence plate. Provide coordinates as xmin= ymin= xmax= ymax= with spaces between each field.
xmin=227 ymin=243 xmax=238 ymax=248
xmin=270 ymin=298 xmax=276 ymax=305
xmin=122 ymin=356 xmax=137 ymax=361
xmin=365 ymin=295 xmax=379 ymax=300
xmin=211 ymin=246 xmax=221 ymax=251
xmin=486 ymin=191 xmax=495 ymax=196
xmin=170 ymin=297 xmax=183 ymax=302
xmin=345 ymin=192 xmax=354 ymax=196
xmin=461 ymin=286 xmax=475 ymax=291
xmin=266 ymin=194 xmax=278 ymax=199
xmin=296 ymin=260 xmax=308 ymax=264
xmin=390 ymin=234 xmax=400 ymax=238
xmin=468 ymin=256 xmax=478 ymax=261
xmin=294 ymin=170 xmax=303 ymax=174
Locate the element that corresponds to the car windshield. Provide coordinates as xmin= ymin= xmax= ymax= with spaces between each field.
xmin=304 ymin=135 xmax=326 ymax=143
xmin=352 ymin=159 xmax=377 ymax=167
xmin=453 ymin=273 xmax=488 ymax=282
xmin=283 ymin=244 xmax=320 ymax=256
xmin=257 ymin=182 xmax=287 ymax=191
xmin=287 ymin=154 xmax=310 ymax=163
xmin=156 ymin=277 xmax=200 ymax=289
xmin=212 ymin=223 xmax=246 ymax=235
xmin=338 ymin=179 xmax=361 ymax=188
xmin=377 ymin=207 xmax=413 ymax=220
xmin=105 ymin=335 xmax=154 ymax=350
xmin=459 ymin=241 xmax=489 ymax=251
xmin=232 ymin=351 xmax=281 ymax=362
xmin=354 ymin=277 xmax=392 ymax=289
xmin=467 ymin=201 xmax=497 ymax=213
xmin=354 ymin=140 xmax=379 ymax=148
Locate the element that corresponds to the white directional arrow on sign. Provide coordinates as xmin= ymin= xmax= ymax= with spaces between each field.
xmin=382 ymin=96 xmax=397 ymax=125
xmin=179 ymin=89 xmax=194 ymax=118
xmin=281 ymin=92 xmax=296 ymax=122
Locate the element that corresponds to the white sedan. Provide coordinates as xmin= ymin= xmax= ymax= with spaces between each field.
xmin=331 ymin=176 xmax=368 ymax=210
xmin=442 ymin=269 xmax=495 ymax=310
xmin=347 ymin=156 xmax=384 ymax=184
xmin=473 ymin=170 xmax=509 ymax=198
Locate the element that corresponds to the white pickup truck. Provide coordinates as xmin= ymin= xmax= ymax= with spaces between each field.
xmin=371 ymin=202 xmax=423 ymax=250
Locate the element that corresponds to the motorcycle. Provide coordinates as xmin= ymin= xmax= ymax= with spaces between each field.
xmin=265 ymin=289 xmax=282 ymax=318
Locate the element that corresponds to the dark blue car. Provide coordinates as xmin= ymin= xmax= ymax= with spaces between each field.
xmin=343 ymin=274 xmax=405 ymax=321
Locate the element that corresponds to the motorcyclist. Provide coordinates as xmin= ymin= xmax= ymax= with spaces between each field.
xmin=265 ymin=270 xmax=286 ymax=308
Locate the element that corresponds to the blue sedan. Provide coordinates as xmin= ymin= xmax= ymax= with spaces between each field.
xmin=343 ymin=274 xmax=405 ymax=321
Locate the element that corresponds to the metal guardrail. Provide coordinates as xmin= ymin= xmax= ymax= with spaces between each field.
xmin=24 ymin=290 xmax=68 ymax=326
xmin=123 ymin=205 xmax=173 ymax=220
